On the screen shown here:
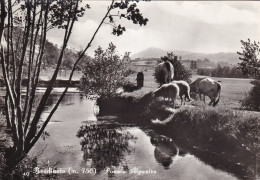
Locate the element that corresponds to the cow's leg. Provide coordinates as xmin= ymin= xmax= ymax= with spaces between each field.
xmin=210 ymin=95 xmax=216 ymax=106
xmin=209 ymin=98 xmax=214 ymax=106
xmin=199 ymin=93 xmax=202 ymax=100
xmin=180 ymin=95 xmax=183 ymax=105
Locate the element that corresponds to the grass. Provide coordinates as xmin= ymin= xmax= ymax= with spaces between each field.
xmin=98 ymin=71 xmax=260 ymax=179
xmin=0 ymin=111 xmax=13 ymax=178
xmin=1 ymin=68 xmax=258 ymax=179
xmin=125 ymin=70 xmax=260 ymax=151
xmin=152 ymin=105 xmax=259 ymax=180
xmin=127 ymin=70 xmax=254 ymax=109
xmin=97 ymin=94 xmax=259 ymax=179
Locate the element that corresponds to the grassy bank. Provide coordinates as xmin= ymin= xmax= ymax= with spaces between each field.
xmin=0 ymin=111 xmax=13 ymax=178
xmin=152 ymin=105 xmax=259 ymax=179
xmin=0 ymin=100 xmax=37 ymax=180
xmin=97 ymin=93 xmax=260 ymax=179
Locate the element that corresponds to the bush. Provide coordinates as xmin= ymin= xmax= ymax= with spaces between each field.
xmin=160 ymin=105 xmax=260 ymax=155
xmin=79 ymin=43 xmax=133 ymax=99
xmin=170 ymin=59 xmax=192 ymax=82
xmin=240 ymin=78 xmax=260 ymax=111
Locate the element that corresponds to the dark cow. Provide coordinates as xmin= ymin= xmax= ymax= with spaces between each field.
xmin=154 ymin=61 xmax=174 ymax=86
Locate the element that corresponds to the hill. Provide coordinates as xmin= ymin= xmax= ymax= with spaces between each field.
xmin=131 ymin=47 xmax=240 ymax=65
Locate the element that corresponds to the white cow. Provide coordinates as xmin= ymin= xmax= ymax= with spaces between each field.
xmin=171 ymin=80 xmax=191 ymax=105
xmin=190 ymin=77 xmax=221 ymax=107
xmin=152 ymin=83 xmax=179 ymax=108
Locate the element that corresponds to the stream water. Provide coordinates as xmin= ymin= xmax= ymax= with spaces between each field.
xmin=29 ymin=92 xmax=239 ymax=180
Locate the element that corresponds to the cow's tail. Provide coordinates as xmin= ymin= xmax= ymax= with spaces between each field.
xmin=164 ymin=61 xmax=174 ymax=82
xmin=213 ymin=83 xmax=221 ymax=107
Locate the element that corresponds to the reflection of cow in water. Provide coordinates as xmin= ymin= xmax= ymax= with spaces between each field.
xmin=155 ymin=61 xmax=174 ymax=86
xmin=190 ymin=77 xmax=221 ymax=107
xmin=149 ymin=132 xmax=186 ymax=169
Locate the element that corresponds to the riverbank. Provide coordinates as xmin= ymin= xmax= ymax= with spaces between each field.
xmin=97 ymin=91 xmax=260 ymax=179
xmin=0 ymin=69 xmax=82 ymax=88
xmin=151 ymin=105 xmax=259 ymax=179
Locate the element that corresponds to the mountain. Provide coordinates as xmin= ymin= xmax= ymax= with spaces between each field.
xmin=131 ymin=47 xmax=240 ymax=65
xmin=131 ymin=47 xmax=169 ymax=59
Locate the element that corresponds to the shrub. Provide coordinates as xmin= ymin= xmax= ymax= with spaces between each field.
xmin=240 ymin=78 xmax=260 ymax=111
xmin=237 ymin=39 xmax=260 ymax=111
xmin=79 ymin=43 xmax=133 ymax=99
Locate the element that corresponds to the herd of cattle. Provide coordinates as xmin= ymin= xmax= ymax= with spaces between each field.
xmin=152 ymin=61 xmax=221 ymax=107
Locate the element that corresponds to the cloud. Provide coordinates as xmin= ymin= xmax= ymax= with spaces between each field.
xmin=226 ymin=2 xmax=260 ymax=12
xmin=157 ymin=1 xmax=260 ymax=25
xmin=47 ymin=1 xmax=260 ymax=56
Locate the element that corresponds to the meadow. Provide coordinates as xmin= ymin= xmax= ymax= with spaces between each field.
xmin=126 ymin=69 xmax=253 ymax=110
xmin=111 ymin=69 xmax=259 ymax=179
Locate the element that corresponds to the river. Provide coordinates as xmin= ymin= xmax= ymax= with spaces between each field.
xmin=28 ymin=91 xmax=239 ymax=180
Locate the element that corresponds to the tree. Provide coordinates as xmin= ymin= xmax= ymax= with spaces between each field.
xmin=212 ymin=64 xmax=223 ymax=77
xmin=161 ymin=52 xmax=192 ymax=82
xmin=79 ymin=43 xmax=132 ymax=99
xmin=190 ymin=61 xmax=197 ymax=70
xmin=237 ymin=39 xmax=260 ymax=77
xmin=42 ymin=40 xmax=60 ymax=67
xmin=237 ymin=39 xmax=260 ymax=111
xmin=0 ymin=0 xmax=148 ymax=167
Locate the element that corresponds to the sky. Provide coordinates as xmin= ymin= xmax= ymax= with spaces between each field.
xmin=47 ymin=1 xmax=260 ymax=57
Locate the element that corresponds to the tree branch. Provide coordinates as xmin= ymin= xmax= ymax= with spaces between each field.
xmin=27 ymin=0 xmax=115 ymax=153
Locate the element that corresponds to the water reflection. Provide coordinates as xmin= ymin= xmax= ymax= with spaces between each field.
xmin=76 ymin=124 xmax=136 ymax=174
xmin=150 ymin=135 xmax=177 ymax=169
xmin=148 ymin=131 xmax=187 ymax=170
xmin=27 ymin=93 xmax=240 ymax=180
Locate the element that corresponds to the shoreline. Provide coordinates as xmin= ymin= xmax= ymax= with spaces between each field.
xmin=96 ymin=93 xmax=259 ymax=180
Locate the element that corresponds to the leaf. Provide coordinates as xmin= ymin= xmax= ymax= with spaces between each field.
xmin=109 ymin=16 xmax=113 ymax=23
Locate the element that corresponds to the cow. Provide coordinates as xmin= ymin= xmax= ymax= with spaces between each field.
xmin=154 ymin=61 xmax=174 ymax=86
xmin=171 ymin=80 xmax=191 ymax=105
xmin=190 ymin=77 xmax=221 ymax=107
xmin=152 ymin=83 xmax=179 ymax=108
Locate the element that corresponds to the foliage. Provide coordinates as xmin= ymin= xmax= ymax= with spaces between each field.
xmin=0 ymin=0 xmax=91 ymax=166
xmin=43 ymin=41 xmax=91 ymax=70
xmin=111 ymin=1 xmax=149 ymax=36
xmin=96 ymin=91 xmax=259 ymax=179
xmin=237 ymin=39 xmax=260 ymax=111
xmin=170 ymin=106 xmax=260 ymax=153
xmin=197 ymin=65 xmax=248 ymax=78
xmin=79 ymin=43 xmax=133 ymax=99
xmin=42 ymin=40 xmax=60 ymax=67
xmin=62 ymin=48 xmax=78 ymax=69
xmin=160 ymin=52 xmax=192 ymax=82
xmin=0 ymin=0 xmax=149 ymax=168
xmin=237 ymin=39 xmax=260 ymax=77
xmin=77 ymin=124 xmax=135 ymax=174
xmin=240 ymin=78 xmax=260 ymax=111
